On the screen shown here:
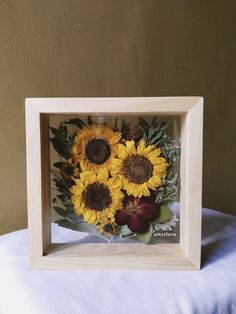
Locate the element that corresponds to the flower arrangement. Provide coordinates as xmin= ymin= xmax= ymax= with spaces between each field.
xmin=50 ymin=116 xmax=180 ymax=244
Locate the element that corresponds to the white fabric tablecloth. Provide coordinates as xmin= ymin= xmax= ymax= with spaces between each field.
xmin=0 ymin=207 xmax=236 ymax=314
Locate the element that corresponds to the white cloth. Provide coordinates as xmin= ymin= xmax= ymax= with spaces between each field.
xmin=0 ymin=208 xmax=236 ymax=314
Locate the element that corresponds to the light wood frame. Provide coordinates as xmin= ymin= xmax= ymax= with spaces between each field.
xmin=25 ymin=97 xmax=203 ymax=271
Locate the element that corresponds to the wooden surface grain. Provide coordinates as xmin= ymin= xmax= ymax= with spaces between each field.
xmin=26 ymin=97 xmax=202 ymax=270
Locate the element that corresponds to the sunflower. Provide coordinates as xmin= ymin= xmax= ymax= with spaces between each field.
xmin=70 ymin=169 xmax=124 ymax=225
xmin=71 ymin=123 xmax=121 ymax=172
xmin=96 ymin=215 xmax=118 ymax=237
xmin=111 ymin=139 xmax=168 ymax=198
xmin=59 ymin=161 xmax=80 ymax=181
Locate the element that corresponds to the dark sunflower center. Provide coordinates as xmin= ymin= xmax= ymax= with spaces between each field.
xmin=83 ymin=183 xmax=112 ymax=211
xmin=85 ymin=138 xmax=111 ymax=164
xmin=123 ymin=156 xmax=153 ymax=184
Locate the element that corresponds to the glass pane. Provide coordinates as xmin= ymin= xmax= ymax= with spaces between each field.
xmin=49 ymin=114 xmax=180 ymax=244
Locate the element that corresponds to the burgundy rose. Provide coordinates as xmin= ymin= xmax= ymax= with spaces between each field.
xmin=115 ymin=194 xmax=159 ymax=233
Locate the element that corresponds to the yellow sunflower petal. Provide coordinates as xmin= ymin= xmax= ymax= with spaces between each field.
xmin=126 ymin=140 xmax=137 ymax=155
xmin=146 ymin=176 xmax=158 ymax=189
xmin=153 ymin=164 xmax=168 ymax=175
xmin=153 ymin=148 xmax=161 ymax=157
xmin=137 ymin=185 xmax=144 ymax=197
xmin=109 ymin=176 xmax=123 ymax=190
xmin=89 ymin=211 xmax=98 ymax=224
xmin=137 ymin=139 xmax=146 ymax=155
xmin=109 ymin=132 xmax=121 ymax=144
xmin=96 ymin=168 xmax=109 ymax=181
xmin=143 ymin=144 xmax=155 ymax=156
xmin=74 ymin=206 xmax=82 ymax=216
xmin=79 ymin=160 xmax=88 ymax=172
xmin=146 ymin=155 xmax=163 ymax=166
xmin=156 ymin=157 xmax=168 ymax=165
xmin=110 ymin=158 xmax=123 ymax=175
xmin=71 ymin=144 xmax=80 ymax=155
xmin=141 ymin=183 xmax=151 ymax=197
xmin=117 ymin=144 xmax=129 ymax=159
xmin=147 ymin=175 xmax=162 ymax=188
xmin=79 ymin=171 xmax=95 ymax=183
xmin=83 ymin=210 xmax=92 ymax=222
xmin=123 ymin=180 xmax=134 ymax=196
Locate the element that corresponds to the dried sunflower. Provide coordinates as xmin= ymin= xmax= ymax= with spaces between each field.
xmin=71 ymin=123 xmax=121 ymax=172
xmin=96 ymin=214 xmax=118 ymax=237
xmin=111 ymin=139 xmax=168 ymax=198
xmin=70 ymin=169 xmax=124 ymax=225
xmin=59 ymin=161 xmax=80 ymax=181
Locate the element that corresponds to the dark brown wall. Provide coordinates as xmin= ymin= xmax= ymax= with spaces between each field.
xmin=0 ymin=0 xmax=235 ymax=234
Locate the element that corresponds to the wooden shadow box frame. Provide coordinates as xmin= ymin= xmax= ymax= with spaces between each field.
xmin=25 ymin=97 xmax=203 ymax=271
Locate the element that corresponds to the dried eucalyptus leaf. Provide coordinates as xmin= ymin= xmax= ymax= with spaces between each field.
xmin=118 ymin=225 xmax=133 ymax=237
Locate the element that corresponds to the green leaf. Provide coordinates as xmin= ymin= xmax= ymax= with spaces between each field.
xmin=53 ymin=206 xmax=67 ymax=217
xmin=65 ymin=117 xmax=86 ymax=129
xmin=52 ymin=178 xmax=70 ymax=194
xmin=136 ymin=224 xmax=153 ymax=244
xmin=138 ymin=117 xmax=150 ymax=131
xmin=65 ymin=203 xmax=74 ymax=213
xmin=148 ymin=125 xmax=157 ymax=139
xmin=143 ymin=130 xmax=148 ymax=142
xmin=69 ymin=131 xmax=77 ymax=144
xmin=50 ymin=137 xmax=72 ymax=160
xmin=50 ymin=127 xmax=59 ymax=137
xmin=67 ymin=212 xmax=84 ymax=224
xmin=151 ymin=116 xmax=158 ymax=125
xmin=160 ymin=122 xmax=168 ymax=131
xmin=53 ymin=162 xmax=63 ymax=169
xmin=154 ymin=206 xmax=172 ymax=223
xmin=56 ymin=193 xmax=70 ymax=203
xmin=87 ymin=116 xmax=93 ymax=125
xmin=50 ymin=126 xmax=67 ymax=144
xmin=58 ymin=123 xmax=68 ymax=137
xmin=148 ymin=132 xmax=163 ymax=145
